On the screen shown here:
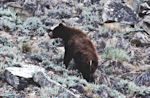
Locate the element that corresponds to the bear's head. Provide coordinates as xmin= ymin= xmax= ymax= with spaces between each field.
xmin=49 ymin=23 xmax=64 ymax=38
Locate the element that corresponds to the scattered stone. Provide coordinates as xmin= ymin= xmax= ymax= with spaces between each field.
xmin=134 ymin=72 xmax=150 ymax=86
xmin=138 ymin=16 xmax=150 ymax=35
xmin=134 ymin=32 xmax=149 ymax=42
xmin=0 ymin=0 xmax=150 ymax=97
xmin=130 ymin=39 xmax=143 ymax=47
xmin=33 ymin=71 xmax=80 ymax=98
xmin=26 ymin=92 xmax=37 ymax=98
xmin=102 ymin=0 xmax=137 ymax=25
xmin=130 ymin=32 xmax=150 ymax=47
xmin=145 ymin=48 xmax=150 ymax=64
xmin=138 ymin=1 xmax=150 ymax=17
xmin=122 ymin=0 xmax=140 ymax=13
xmin=96 ymin=39 xmax=106 ymax=53
xmin=30 ymin=54 xmax=43 ymax=63
xmin=137 ymin=1 xmax=150 ymax=34
xmin=71 ymin=84 xmax=85 ymax=94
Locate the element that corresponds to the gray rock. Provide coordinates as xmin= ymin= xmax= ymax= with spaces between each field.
xmin=4 ymin=64 xmax=45 ymax=90
xmin=130 ymin=32 xmax=150 ymax=47
xmin=102 ymin=0 xmax=137 ymax=25
xmin=120 ymin=0 xmax=141 ymax=13
xmin=134 ymin=32 xmax=149 ymax=42
xmin=138 ymin=1 xmax=150 ymax=17
xmin=4 ymin=70 xmax=29 ymax=90
xmin=23 ymin=0 xmax=37 ymax=16
xmin=140 ymin=16 xmax=150 ymax=34
xmin=24 ymin=0 xmax=36 ymax=5
xmin=134 ymin=72 xmax=150 ymax=86
xmin=137 ymin=1 xmax=150 ymax=34
xmin=145 ymin=48 xmax=150 ymax=64
xmin=33 ymin=71 xmax=80 ymax=98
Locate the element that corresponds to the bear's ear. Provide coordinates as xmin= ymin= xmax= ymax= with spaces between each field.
xmin=59 ymin=23 xmax=64 ymax=27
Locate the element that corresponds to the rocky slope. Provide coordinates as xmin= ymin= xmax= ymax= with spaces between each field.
xmin=0 ymin=0 xmax=150 ymax=98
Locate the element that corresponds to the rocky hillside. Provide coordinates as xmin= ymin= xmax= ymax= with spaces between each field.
xmin=0 ymin=0 xmax=150 ymax=98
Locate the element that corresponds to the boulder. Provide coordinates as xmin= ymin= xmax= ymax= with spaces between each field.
xmin=102 ymin=0 xmax=137 ymax=25
xmin=4 ymin=64 xmax=45 ymax=90
xmin=4 ymin=70 xmax=29 ymax=90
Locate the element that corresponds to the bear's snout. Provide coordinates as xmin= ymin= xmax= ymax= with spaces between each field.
xmin=48 ymin=32 xmax=53 ymax=38
xmin=47 ymin=29 xmax=53 ymax=38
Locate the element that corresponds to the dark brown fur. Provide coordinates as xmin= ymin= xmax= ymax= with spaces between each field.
xmin=49 ymin=23 xmax=98 ymax=82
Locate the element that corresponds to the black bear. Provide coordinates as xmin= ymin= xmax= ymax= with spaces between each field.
xmin=49 ymin=23 xmax=98 ymax=82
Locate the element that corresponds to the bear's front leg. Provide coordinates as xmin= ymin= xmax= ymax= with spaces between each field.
xmin=64 ymin=49 xmax=72 ymax=68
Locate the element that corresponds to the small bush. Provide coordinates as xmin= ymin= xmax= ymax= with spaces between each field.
xmin=0 ymin=8 xmax=22 ymax=31
xmin=114 ymin=78 xmax=150 ymax=96
xmin=23 ymin=17 xmax=45 ymax=36
xmin=0 ymin=93 xmax=15 ymax=98
xmin=103 ymin=47 xmax=129 ymax=61
xmin=23 ymin=17 xmax=42 ymax=30
xmin=0 ymin=46 xmax=22 ymax=69
xmin=0 ymin=35 xmax=14 ymax=47
xmin=40 ymin=87 xmax=57 ymax=98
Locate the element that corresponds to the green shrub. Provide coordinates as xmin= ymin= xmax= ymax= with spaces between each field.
xmin=0 ymin=35 xmax=14 ymax=47
xmin=0 ymin=16 xmax=16 ymax=31
xmin=0 ymin=92 xmax=15 ymax=98
xmin=0 ymin=8 xmax=22 ymax=31
xmin=115 ymin=78 xmax=150 ymax=96
xmin=23 ymin=17 xmax=42 ymax=30
xmin=103 ymin=47 xmax=129 ymax=61
xmin=0 ymin=45 xmax=22 ymax=69
xmin=23 ymin=17 xmax=45 ymax=36
xmin=40 ymin=87 xmax=59 ymax=98
xmin=81 ymin=5 xmax=102 ymax=23
xmin=88 ymin=84 xmax=125 ymax=98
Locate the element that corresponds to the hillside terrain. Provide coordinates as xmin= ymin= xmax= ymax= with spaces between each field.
xmin=0 ymin=0 xmax=150 ymax=98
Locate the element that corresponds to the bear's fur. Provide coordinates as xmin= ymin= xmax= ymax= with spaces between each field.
xmin=49 ymin=23 xmax=98 ymax=82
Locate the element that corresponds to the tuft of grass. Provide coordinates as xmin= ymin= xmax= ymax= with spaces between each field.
xmin=0 ymin=92 xmax=15 ymax=98
xmin=103 ymin=47 xmax=129 ymax=61
xmin=40 ymin=87 xmax=58 ymax=98
xmin=87 ymin=83 xmax=126 ymax=98
xmin=114 ymin=77 xmax=150 ymax=96
xmin=40 ymin=86 xmax=69 ymax=98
